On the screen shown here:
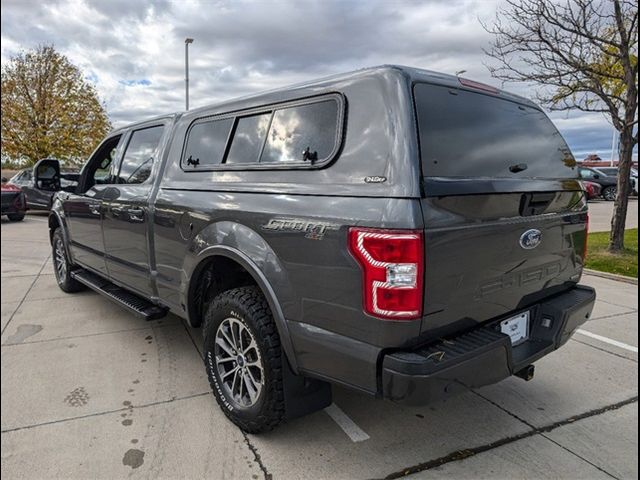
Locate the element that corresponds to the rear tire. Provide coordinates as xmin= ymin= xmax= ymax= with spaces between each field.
xmin=52 ymin=228 xmax=85 ymax=293
xmin=602 ymin=186 xmax=617 ymax=201
xmin=202 ymin=286 xmax=285 ymax=433
xmin=7 ymin=213 xmax=25 ymax=222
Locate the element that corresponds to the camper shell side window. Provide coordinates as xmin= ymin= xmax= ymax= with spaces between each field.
xmin=180 ymin=94 xmax=344 ymax=171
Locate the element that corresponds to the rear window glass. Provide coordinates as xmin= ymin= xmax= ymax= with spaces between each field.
xmin=183 ymin=118 xmax=233 ymax=168
xmin=414 ymin=83 xmax=576 ymax=179
xmin=225 ymin=113 xmax=272 ymax=164
xmin=260 ymin=100 xmax=339 ymax=164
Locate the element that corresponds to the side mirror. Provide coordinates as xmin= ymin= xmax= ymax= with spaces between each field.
xmin=593 ymin=174 xmax=600 ymax=179
xmin=33 ymin=158 xmax=62 ymax=192
xmin=1 ymin=176 xmax=8 ymax=184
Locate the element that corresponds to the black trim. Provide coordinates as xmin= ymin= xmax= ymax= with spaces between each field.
xmin=382 ymin=286 xmax=596 ymax=406
xmin=71 ymin=269 xmax=167 ymax=320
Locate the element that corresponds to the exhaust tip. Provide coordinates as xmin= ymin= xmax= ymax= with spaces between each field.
xmin=515 ymin=365 xmax=535 ymax=381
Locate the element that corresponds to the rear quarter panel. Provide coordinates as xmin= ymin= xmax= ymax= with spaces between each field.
xmin=152 ymin=68 xmax=424 ymax=392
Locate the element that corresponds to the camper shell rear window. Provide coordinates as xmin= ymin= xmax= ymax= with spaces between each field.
xmin=413 ymin=83 xmax=577 ymax=179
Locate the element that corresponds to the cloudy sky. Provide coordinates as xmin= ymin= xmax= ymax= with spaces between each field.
xmin=1 ymin=0 xmax=636 ymax=161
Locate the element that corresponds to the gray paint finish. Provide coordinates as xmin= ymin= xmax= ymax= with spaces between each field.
xmin=48 ymin=65 xmax=591 ymax=397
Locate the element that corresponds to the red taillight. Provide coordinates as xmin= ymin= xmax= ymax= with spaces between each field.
xmin=348 ymin=227 xmax=424 ymax=320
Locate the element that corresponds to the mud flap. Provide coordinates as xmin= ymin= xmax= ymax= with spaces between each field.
xmin=282 ymin=357 xmax=332 ymax=421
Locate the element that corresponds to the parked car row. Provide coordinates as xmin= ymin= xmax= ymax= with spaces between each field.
xmin=592 ymin=166 xmax=639 ymax=196
xmin=578 ymin=166 xmax=637 ymax=201
xmin=9 ymin=162 xmax=78 ymax=210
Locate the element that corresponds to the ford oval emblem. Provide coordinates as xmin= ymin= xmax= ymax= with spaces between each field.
xmin=520 ymin=229 xmax=542 ymax=249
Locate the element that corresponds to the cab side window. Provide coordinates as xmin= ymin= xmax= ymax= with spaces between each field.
xmin=94 ymin=148 xmax=117 ymax=184
xmin=82 ymin=137 xmax=121 ymax=190
xmin=116 ymin=126 xmax=165 ymax=184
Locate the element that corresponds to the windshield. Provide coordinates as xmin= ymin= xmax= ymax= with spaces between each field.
xmin=9 ymin=171 xmax=25 ymax=183
xmin=414 ymin=83 xmax=577 ymax=179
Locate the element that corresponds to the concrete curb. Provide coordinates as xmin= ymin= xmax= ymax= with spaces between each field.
xmin=584 ymin=268 xmax=638 ymax=285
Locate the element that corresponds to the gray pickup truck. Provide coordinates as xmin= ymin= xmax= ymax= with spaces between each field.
xmin=42 ymin=65 xmax=595 ymax=433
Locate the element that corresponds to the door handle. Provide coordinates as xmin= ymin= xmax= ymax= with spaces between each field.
xmin=111 ymin=206 xmax=124 ymax=216
xmin=89 ymin=205 xmax=101 ymax=216
xmin=127 ymin=208 xmax=145 ymax=222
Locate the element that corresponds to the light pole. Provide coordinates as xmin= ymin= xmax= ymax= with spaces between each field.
xmin=185 ymin=38 xmax=194 ymax=111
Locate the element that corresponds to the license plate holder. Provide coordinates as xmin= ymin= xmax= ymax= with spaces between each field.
xmin=500 ymin=311 xmax=529 ymax=346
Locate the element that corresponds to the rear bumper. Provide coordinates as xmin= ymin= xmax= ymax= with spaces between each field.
xmin=1 ymin=192 xmax=26 ymax=214
xmin=382 ymin=285 xmax=596 ymax=406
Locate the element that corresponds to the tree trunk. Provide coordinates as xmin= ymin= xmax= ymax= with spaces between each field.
xmin=608 ymin=128 xmax=634 ymax=252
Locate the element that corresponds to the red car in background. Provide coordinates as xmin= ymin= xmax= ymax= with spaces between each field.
xmin=582 ymin=180 xmax=602 ymax=201
xmin=1 ymin=180 xmax=27 ymax=221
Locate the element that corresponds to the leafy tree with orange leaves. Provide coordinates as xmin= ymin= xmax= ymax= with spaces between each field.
xmin=1 ymin=45 xmax=111 ymax=167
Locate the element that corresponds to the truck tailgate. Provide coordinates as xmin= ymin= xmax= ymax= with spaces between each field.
xmin=419 ymin=189 xmax=588 ymax=337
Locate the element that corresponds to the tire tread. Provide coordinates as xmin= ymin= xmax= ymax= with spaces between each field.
xmin=203 ymin=286 xmax=285 ymax=433
xmin=52 ymin=228 xmax=85 ymax=293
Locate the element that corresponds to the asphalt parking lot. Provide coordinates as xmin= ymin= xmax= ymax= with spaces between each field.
xmin=1 ymin=214 xmax=638 ymax=479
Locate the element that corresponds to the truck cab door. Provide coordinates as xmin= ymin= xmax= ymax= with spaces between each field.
xmin=58 ymin=135 xmax=125 ymax=276
xmin=102 ymin=124 xmax=166 ymax=297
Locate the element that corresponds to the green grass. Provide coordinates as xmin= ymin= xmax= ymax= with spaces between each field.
xmin=585 ymin=228 xmax=638 ymax=278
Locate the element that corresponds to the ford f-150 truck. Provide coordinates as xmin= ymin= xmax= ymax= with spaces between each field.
xmin=43 ymin=65 xmax=595 ymax=433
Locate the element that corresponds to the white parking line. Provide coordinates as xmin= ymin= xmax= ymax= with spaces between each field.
xmin=324 ymin=403 xmax=370 ymax=443
xmin=576 ymin=329 xmax=638 ymax=353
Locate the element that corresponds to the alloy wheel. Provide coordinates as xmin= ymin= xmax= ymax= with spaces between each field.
xmin=604 ymin=187 xmax=617 ymax=201
xmin=54 ymin=237 xmax=67 ymax=282
xmin=214 ymin=317 xmax=264 ymax=408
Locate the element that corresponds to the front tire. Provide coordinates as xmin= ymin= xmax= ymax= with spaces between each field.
xmin=602 ymin=186 xmax=617 ymax=201
xmin=52 ymin=228 xmax=85 ymax=293
xmin=203 ymin=286 xmax=285 ymax=433
xmin=7 ymin=213 xmax=25 ymax=221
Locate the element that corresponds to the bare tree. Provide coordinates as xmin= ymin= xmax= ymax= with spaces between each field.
xmin=483 ymin=0 xmax=638 ymax=252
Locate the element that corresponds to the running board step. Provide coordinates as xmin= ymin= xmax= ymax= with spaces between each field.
xmin=70 ymin=270 xmax=168 ymax=321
